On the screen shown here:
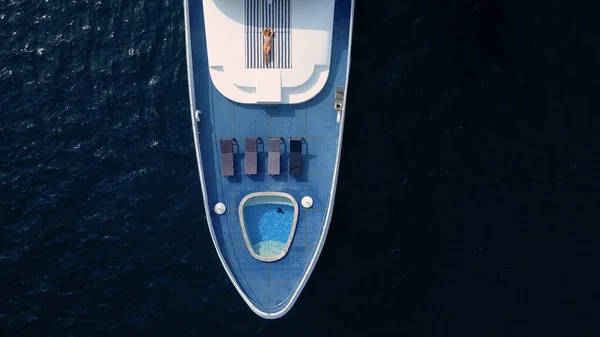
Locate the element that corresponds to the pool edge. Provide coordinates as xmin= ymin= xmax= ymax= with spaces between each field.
xmin=238 ymin=192 xmax=299 ymax=262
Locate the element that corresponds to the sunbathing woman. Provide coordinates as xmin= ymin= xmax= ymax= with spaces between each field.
xmin=263 ymin=28 xmax=273 ymax=65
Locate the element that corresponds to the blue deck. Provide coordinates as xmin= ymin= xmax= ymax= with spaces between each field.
xmin=187 ymin=0 xmax=353 ymax=317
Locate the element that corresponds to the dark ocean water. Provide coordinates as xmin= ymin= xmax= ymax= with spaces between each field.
xmin=2 ymin=0 xmax=600 ymax=336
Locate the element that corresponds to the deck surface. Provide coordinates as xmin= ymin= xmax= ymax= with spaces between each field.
xmin=188 ymin=0 xmax=352 ymax=315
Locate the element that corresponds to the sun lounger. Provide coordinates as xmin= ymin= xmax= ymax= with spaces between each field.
xmin=289 ymin=137 xmax=302 ymax=176
xmin=245 ymin=137 xmax=258 ymax=175
xmin=219 ymin=138 xmax=234 ymax=176
xmin=268 ymin=137 xmax=281 ymax=175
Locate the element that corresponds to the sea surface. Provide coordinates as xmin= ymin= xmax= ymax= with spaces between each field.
xmin=2 ymin=0 xmax=600 ymax=336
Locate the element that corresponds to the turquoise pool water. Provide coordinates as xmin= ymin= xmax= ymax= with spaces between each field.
xmin=241 ymin=196 xmax=295 ymax=258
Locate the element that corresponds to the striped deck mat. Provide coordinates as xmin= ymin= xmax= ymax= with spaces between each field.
xmin=245 ymin=0 xmax=291 ymax=69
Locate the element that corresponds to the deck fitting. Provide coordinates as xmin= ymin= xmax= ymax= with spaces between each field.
xmin=334 ymin=87 xmax=345 ymax=111
xmin=214 ymin=202 xmax=226 ymax=215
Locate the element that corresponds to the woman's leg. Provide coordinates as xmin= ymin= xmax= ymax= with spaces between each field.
xmin=265 ymin=46 xmax=271 ymax=64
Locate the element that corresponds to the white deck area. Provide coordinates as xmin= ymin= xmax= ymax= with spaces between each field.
xmin=203 ymin=0 xmax=335 ymax=104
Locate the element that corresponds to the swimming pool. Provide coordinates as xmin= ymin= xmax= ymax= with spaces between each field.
xmin=239 ymin=192 xmax=299 ymax=262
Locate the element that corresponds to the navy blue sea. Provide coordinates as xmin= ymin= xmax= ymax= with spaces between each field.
xmin=2 ymin=0 xmax=600 ymax=336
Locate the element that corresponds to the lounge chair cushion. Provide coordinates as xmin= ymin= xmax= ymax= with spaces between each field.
xmin=245 ymin=137 xmax=258 ymax=175
xmin=220 ymin=138 xmax=234 ymax=176
xmin=289 ymin=138 xmax=302 ymax=176
xmin=268 ymin=138 xmax=281 ymax=175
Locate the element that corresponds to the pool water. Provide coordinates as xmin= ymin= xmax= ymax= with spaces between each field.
xmin=242 ymin=201 xmax=295 ymax=258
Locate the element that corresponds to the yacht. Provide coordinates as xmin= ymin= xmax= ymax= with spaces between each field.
xmin=183 ymin=0 xmax=355 ymax=319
